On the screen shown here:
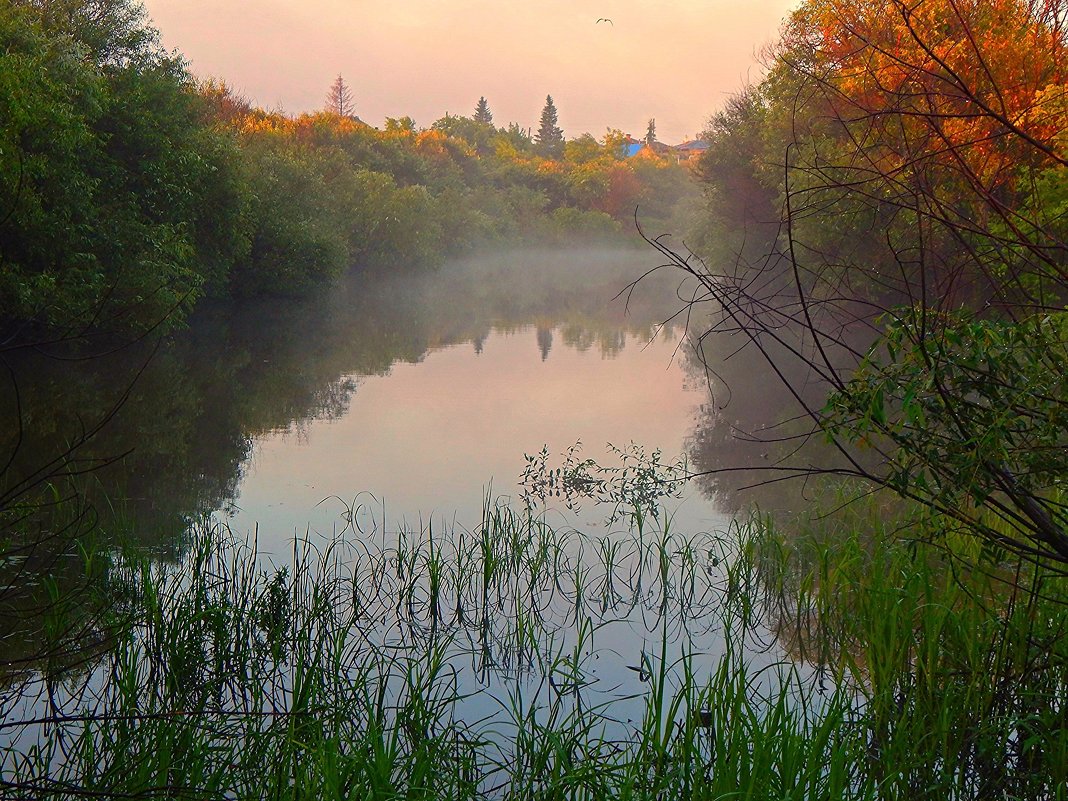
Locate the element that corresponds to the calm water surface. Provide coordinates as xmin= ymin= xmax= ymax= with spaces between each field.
xmin=2 ymin=246 xmax=828 ymax=766
xmin=5 ymin=247 xmax=810 ymax=553
xmin=228 ymin=323 xmax=725 ymax=555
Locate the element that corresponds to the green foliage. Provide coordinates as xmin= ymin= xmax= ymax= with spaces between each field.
xmin=683 ymin=0 xmax=1068 ymax=570
xmin=6 ymin=498 xmax=1065 ymax=800
xmin=384 ymin=115 xmax=417 ymax=134
xmin=563 ymin=133 xmax=602 ymax=164
xmin=545 ymin=206 xmax=621 ymax=240
xmin=430 ymin=113 xmax=495 ymax=157
xmin=230 ymin=145 xmax=347 ymax=296
xmin=824 ymin=310 xmax=1068 ymax=560
xmin=0 ymin=1 xmax=247 ymax=332
xmin=739 ymin=498 xmax=1068 ymax=799
xmin=689 ymin=86 xmax=780 ymax=263
xmin=494 ymin=122 xmax=535 ymax=156
xmin=521 ymin=441 xmax=688 ymax=524
xmin=0 ymin=1 xmax=694 ymax=336
xmin=536 ymin=95 xmax=565 ymax=159
xmin=0 ymin=4 xmax=105 ymax=326
xmin=473 ymin=96 xmax=492 ymax=125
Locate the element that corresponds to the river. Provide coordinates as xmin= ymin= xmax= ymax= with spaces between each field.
xmin=1 ymin=245 xmax=822 ymax=771
xmin=5 ymin=247 xmax=787 ymax=556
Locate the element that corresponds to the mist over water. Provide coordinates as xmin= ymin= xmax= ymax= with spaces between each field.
xmin=3 ymin=247 xmax=737 ymax=552
xmin=209 ymin=247 xmax=732 ymax=548
xmin=1 ymin=241 xmax=868 ymax=801
xmin=1 ymin=244 xmax=793 ymax=756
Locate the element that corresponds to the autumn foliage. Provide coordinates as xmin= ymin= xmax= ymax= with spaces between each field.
xmin=700 ymin=0 xmax=1068 ymax=304
xmin=689 ymin=0 xmax=1068 ymax=568
xmin=785 ymin=0 xmax=1067 ymax=188
xmin=205 ymin=95 xmax=693 ymax=289
xmin=0 ymin=0 xmax=694 ymax=334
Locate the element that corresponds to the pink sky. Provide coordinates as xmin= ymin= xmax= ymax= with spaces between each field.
xmin=143 ymin=0 xmax=796 ymax=144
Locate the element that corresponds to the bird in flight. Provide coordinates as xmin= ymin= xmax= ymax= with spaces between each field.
xmin=596 ymin=18 xmax=613 ymax=25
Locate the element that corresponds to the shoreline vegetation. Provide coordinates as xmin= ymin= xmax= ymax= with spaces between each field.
xmin=2 ymin=496 xmax=1065 ymax=799
xmin=3 ymin=0 xmax=1068 ymax=798
xmin=0 ymin=1 xmax=696 ymax=341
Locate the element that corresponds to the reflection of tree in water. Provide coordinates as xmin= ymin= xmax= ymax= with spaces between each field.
xmin=1 ymin=247 xmax=691 ymax=695
xmin=559 ymin=325 xmax=635 ymax=357
xmin=3 ymin=248 xmax=689 ymax=552
xmin=680 ymin=326 xmax=851 ymax=516
xmin=536 ymin=326 xmax=553 ymax=361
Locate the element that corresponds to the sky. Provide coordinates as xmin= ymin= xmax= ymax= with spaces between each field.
xmin=142 ymin=0 xmax=798 ymax=145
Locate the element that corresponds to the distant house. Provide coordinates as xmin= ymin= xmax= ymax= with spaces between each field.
xmin=622 ymin=135 xmax=643 ymax=158
xmin=673 ymin=139 xmax=710 ymax=162
xmin=622 ymin=137 xmax=709 ymax=163
xmin=626 ymin=140 xmax=675 ymax=157
xmin=627 ymin=142 xmax=668 ymax=159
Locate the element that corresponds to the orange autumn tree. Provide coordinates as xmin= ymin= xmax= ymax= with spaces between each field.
xmin=784 ymin=0 xmax=1067 ymax=167
xmin=596 ymin=164 xmax=643 ymax=219
xmin=767 ymin=0 xmax=1068 ymax=301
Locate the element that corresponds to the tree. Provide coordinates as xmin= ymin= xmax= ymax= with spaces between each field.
xmin=691 ymin=86 xmax=779 ymax=264
xmin=498 ymin=122 xmax=534 ymax=152
xmin=0 ymin=0 xmax=247 ymax=334
xmin=474 ymin=96 xmax=493 ymax=125
xmin=536 ymin=95 xmax=565 ymax=158
xmin=325 ymin=73 xmax=355 ymax=117
xmin=662 ymin=0 xmax=1068 ymax=572
xmin=564 ymin=133 xmax=602 ymax=164
xmin=603 ymin=129 xmax=630 ymax=160
xmin=385 ymin=116 xmax=417 ymax=134
xmin=645 ymin=118 xmax=656 ymax=146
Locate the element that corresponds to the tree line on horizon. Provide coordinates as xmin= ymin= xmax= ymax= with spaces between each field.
xmin=0 ymin=0 xmax=696 ymax=340
xmin=329 ymin=76 xmax=607 ymax=161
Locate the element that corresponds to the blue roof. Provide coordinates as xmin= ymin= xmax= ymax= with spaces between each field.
xmin=625 ymin=142 xmax=644 ymax=157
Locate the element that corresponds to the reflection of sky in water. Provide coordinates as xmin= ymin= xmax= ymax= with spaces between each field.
xmin=209 ymin=321 xmax=790 ymax=742
xmin=221 ymin=325 xmax=729 ymax=558
xmin=2 ymin=252 xmax=833 ymax=773
xmin=3 ymin=310 xmax=822 ymax=762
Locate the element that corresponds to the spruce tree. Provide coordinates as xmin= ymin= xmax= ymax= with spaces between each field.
xmin=645 ymin=118 xmax=656 ymax=146
xmin=535 ymin=95 xmax=564 ymax=158
xmin=326 ymin=74 xmax=355 ymax=117
xmin=474 ymin=96 xmax=493 ymax=125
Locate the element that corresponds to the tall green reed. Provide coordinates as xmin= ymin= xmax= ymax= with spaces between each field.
xmin=2 ymin=490 xmax=1065 ymax=799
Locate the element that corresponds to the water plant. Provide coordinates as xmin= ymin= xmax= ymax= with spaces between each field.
xmin=0 ymin=491 xmax=1064 ymax=799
